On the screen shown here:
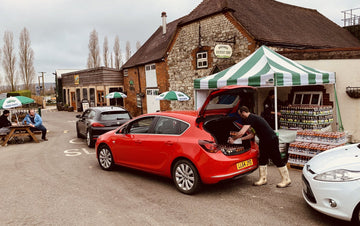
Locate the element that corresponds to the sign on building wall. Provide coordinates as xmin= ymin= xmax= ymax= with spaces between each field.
xmin=214 ymin=44 xmax=232 ymax=58
xmin=74 ymin=75 xmax=80 ymax=85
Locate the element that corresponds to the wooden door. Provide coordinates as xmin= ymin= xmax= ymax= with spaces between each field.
xmin=70 ymin=92 xmax=76 ymax=109
xmin=97 ymin=90 xmax=105 ymax=106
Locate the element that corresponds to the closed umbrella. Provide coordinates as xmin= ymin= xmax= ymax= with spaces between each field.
xmin=156 ymin=91 xmax=190 ymax=101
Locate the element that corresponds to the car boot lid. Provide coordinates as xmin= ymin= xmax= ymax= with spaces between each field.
xmin=197 ymin=85 xmax=256 ymax=123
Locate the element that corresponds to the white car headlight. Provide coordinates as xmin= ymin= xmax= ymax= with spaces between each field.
xmin=314 ymin=169 xmax=360 ymax=182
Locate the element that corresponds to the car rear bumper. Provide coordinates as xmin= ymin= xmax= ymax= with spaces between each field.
xmin=198 ymin=149 xmax=259 ymax=184
xmin=92 ymin=126 xmax=119 ymax=138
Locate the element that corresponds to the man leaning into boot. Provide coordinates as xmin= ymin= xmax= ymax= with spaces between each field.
xmin=228 ymin=106 xmax=291 ymax=188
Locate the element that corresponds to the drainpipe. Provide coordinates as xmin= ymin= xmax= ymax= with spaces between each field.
xmin=137 ymin=67 xmax=143 ymax=114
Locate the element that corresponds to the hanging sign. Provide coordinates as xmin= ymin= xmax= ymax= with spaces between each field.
xmin=214 ymin=44 xmax=232 ymax=58
xmin=74 ymin=75 xmax=80 ymax=85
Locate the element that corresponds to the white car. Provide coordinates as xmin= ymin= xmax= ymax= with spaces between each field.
xmin=302 ymin=143 xmax=360 ymax=224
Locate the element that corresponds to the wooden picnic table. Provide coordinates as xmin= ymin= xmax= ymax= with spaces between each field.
xmin=0 ymin=125 xmax=39 ymax=146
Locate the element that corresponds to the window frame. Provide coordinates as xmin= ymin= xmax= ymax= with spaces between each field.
xmin=196 ymin=51 xmax=208 ymax=69
xmin=292 ymin=91 xmax=323 ymax=105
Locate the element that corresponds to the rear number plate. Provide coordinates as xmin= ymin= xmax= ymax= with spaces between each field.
xmin=236 ymin=159 xmax=253 ymax=170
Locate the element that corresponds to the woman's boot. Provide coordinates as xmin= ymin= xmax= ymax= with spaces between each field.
xmin=253 ymin=165 xmax=267 ymax=186
xmin=277 ymin=166 xmax=291 ymax=188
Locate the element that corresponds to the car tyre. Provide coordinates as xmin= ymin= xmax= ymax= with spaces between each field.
xmin=352 ymin=202 xmax=360 ymax=225
xmin=97 ymin=145 xmax=115 ymax=171
xmin=76 ymin=126 xmax=82 ymax=138
xmin=172 ymin=159 xmax=201 ymax=195
xmin=86 ymin=130 xmax=95 ymax=148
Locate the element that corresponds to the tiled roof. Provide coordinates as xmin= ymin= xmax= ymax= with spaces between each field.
xmin=183 ymin=0 xmax=360 ymax=49
xmin=123 ymin=17 xmax=183 ymax=68
xmin=123 ymin=0 xmax=360 ymax=68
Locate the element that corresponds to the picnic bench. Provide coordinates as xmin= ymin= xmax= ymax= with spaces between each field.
xmin=0 ymin=125 xmax=40 ymax=146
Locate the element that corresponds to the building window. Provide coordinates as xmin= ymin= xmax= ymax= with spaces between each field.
xmin=292 ymin=91 xmax=323 ymax=105
xmin=197 ymin=51 xmax=208 ymax=69
xmin=145 ymin=63 xmax=157 ymax=88
xmin=82 ymin=88 xmax=88 ymax=100
xmin=124 ymin=69 xmax=128 ymax=77
xmin=90 ymin=88 xmax=95 ymax=107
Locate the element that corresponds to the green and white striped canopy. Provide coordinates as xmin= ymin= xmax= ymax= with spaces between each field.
xmin=194 ymin=46 xmax=335 ymax=89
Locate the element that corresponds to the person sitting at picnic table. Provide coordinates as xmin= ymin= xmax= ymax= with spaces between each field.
xmin=22 ymin=109 xmax=48 ymax=141
xmin=0 ymin=110 xmax=12 ymax=135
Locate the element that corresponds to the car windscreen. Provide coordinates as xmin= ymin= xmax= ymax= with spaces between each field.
xmin=100 ymin=111 xmax=131 ymax=121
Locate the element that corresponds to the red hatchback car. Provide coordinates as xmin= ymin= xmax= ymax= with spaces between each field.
xmin=95 ymin=86 xmax=259 ymax=194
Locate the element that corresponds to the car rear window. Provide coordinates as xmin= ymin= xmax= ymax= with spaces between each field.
xmin=154 ymin=117 xmax=189 ymax=135
xmin=100 ymin=111 xmax=131 ymax=121
xmin=205 ymin=94 xmax=239 ymax=110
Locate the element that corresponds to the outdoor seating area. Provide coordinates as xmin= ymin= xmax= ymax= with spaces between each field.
xmin=0 ymin=125 xmax=40 ymax=146
xmin=0 ymin=96 xmax=43 ymax=146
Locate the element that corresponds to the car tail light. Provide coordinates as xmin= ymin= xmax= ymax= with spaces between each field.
xmin=91 ymin=122 xmax=105 ymax=127
xmin=198 ymin=140 xmax=220 ymax=153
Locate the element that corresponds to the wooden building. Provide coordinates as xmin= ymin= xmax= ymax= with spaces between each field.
xmin=61 ymin=67 xmax=124 ymax=111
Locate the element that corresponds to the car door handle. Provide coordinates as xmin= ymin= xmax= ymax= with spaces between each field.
xmin=165 ymin=141 xmax=173 ymax=146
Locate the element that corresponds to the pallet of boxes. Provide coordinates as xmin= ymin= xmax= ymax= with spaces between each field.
xmin=287 ymin=130 xmax=346 ymax=169
xmin=279 ymin=105 xmax=346 ymax=169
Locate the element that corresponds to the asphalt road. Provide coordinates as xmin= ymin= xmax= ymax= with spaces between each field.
xmin=0 ymin=108 xmax=353 ymax=225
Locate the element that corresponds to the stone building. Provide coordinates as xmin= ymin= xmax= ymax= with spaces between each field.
xmin=122 ymin=0 xmax=360 ymax=116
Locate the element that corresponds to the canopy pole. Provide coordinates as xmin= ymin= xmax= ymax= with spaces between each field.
xmin=334 ymin=83 xmax=344 ymax=132
xmin=274 ymin=87 xmax=278 ymax=133
xmin=274 ymin=76 xmax=278 ymax=133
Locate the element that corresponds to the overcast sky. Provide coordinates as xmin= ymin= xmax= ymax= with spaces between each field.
xmin=0 ymin=0 xmax=359 ymax=83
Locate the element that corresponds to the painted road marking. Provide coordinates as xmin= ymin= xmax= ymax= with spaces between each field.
xmin=64 ymin=148 xmax=95 ymax=157
xmin=69 ymin=138 xmax=85 ymax=144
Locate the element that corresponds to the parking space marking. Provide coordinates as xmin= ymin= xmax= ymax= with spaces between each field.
xmin=69 ymin=138 xmax=85 ymax=144
xmin=64 ymin=148 xmax=95 ymax=157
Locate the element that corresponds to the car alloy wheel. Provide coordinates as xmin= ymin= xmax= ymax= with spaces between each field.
xmin=173 ymin=159 xmax=200 ymax=195
xmin=98 ymin=145 xmax=115 ymax=170
xmin=86 ymin=130 xmax=95 ymax=147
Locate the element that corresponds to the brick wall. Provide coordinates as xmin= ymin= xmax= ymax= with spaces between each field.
xmin=123 ymin=67 xmax=144 ymax=116
xmin=123 ymin=61 xmax=169 ymax=116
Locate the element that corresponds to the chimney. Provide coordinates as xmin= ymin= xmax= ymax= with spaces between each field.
xmin=161 ymin=12 xmax=167 ymax=35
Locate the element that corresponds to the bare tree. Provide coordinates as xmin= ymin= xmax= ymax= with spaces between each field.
xmin=113 ymin=35 xmax=122 ymax=69
xmin=103 ymin=36 xmax=109 ymax=67
xmin=125 ymin=41 xmax=131 ymax=62
xmin=110 ymin=52 xmax=114 ymax=68
xmin=2 ymin=31 xmax=17 ymax=91
xmin=19 ymin=27 xmax=35 ymax=90
xmin=87 ymin=29 xmax=100 ymax=68
xmin=136 ymin=41 xmax=142 ymax=50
